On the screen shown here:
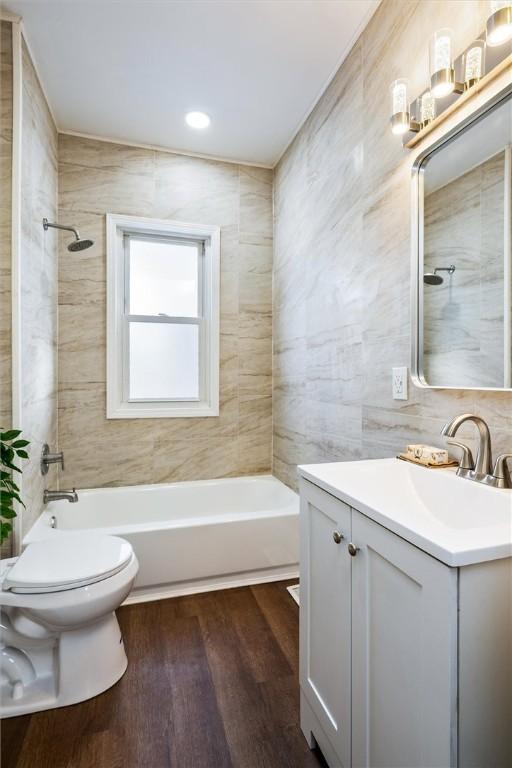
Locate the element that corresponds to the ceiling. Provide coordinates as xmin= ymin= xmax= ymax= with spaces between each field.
xmin=6 ymin=0 xmax=379 ymax=166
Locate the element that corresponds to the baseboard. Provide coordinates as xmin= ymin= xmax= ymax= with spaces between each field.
xmin=122 ymin=565 xmax=300 ymax=605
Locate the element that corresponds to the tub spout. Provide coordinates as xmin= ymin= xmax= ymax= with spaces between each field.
xmin=43 ymin=489 xmax=78 ymax=504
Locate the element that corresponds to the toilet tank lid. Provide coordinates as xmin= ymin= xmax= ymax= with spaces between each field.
xmin=3 ymin=534 xmax=133 ymax=592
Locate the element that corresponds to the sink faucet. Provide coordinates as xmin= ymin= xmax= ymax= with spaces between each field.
xmin=43 ymin=489 xmax=78 ymax=504
xmin=441 ymin=413 xmax=512 ymax=488
xmin=442 ymin=413 xmax=492 ymax=479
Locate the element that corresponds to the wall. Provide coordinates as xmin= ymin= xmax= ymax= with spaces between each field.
xmin=0 ymin=20 xmax=12 ymax=433
xmin=424 ymin=151 xmax=506 ymax=388
xmin=0 ymin=21 xmax=13 ymax=554
xmin=20 ymin=37 xmax=59 ymax=536
xmin=58 ymin=135 xmax=273 ymax=488
xmin=273 ymin=0 xmax=511 ymax=490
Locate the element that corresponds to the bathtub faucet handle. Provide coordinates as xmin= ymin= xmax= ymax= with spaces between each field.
xmin=41 ymin=444 xmax=65 ymax=475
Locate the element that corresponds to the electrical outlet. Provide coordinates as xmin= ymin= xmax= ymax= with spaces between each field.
xmin=392 ymin=366 xmax=408 ymax=400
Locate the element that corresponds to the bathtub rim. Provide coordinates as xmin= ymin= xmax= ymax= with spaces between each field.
xmin=22 ymin=474 xmax=300 ymax=604
xmin=24 ymin=473 xmax=298 ymax=541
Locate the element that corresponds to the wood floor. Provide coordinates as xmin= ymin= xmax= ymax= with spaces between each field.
xmin=1 ymin=580 xmax=326 ymax=768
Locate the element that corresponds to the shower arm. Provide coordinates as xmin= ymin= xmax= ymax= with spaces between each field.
xmin=42 ymin=218 xmax=80 ymax=241
xmin=434 ymin=265 xmax=456 ymax=276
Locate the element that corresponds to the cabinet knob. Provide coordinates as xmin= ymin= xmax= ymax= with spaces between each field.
xmin=332 ymin=530 xmax=344 ymax=544
xmin=348 ymin=542 xmax=360 ymax=557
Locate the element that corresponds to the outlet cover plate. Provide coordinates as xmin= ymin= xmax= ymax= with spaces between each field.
xmin=392 ymin=366 xmax=408 ymax=400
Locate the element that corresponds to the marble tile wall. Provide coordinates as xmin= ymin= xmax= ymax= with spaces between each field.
xmin=0 ymin=21 xmax=12 ymax=433
xmin=20 ymin=37 xmax=59 ymax=536
xmin=424 ymin=152 xmax=506 ymax=388
xmin=58 ymin=135 xmax=273 ymax=488
xmin=273 ymin=0 xmax=512 ymax=490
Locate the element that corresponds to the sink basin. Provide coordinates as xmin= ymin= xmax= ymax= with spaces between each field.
xmin=298 ymin=458 xmax=512 ymax=566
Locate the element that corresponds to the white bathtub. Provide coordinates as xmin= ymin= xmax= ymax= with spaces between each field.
xmin=25 ymin=475 xmax=299 ymax=602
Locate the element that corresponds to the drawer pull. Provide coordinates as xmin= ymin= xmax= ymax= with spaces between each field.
xmin=348 ymin=543 xmax=360 ymax=557
xmin=332 ymin=531 xmax=344 ymax=544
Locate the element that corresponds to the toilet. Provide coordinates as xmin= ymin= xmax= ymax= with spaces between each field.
xmin=0 ymin=534 xmax=138 ymax=718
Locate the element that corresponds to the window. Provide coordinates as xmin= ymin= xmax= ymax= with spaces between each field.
xmin=107 ymin=214 xmax=220 ymax=418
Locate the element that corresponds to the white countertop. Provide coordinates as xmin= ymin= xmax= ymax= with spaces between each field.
xmin=298 ymin=458 xmax=512 ymax=567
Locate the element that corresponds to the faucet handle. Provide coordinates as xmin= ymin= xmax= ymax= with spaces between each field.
xmin=41 ymin=444 xmax=65 ymax=475
xmin=492 ymin=454 xmax=512 ymax=489
xmin=446 ymin=440 xmax=474 ymax=470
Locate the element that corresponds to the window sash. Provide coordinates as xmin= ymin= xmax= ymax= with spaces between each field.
xmin=122 ymin=233 xmax=207 ymax=404
xmin=123 ymin=232 xmax=204 ymax=319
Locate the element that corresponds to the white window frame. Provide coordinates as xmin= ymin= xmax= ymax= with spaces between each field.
xmin=106 ymin=213 xmax=220 ymax=418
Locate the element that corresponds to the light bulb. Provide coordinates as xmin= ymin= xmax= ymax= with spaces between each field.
xmin=420 ymin=91 xmax=436 ymax=126
xmin=431 ymin=80 xmax=455 ymax=98
xmin=429 ymin=29 xmax=456 ymax=98
xmin=185 ymin=112 xmax=211 ymax=130
xmin=389 ymin=79 xmax=411 ymax=136
xmin=391 ymin=121 xmax=409 ymax=136
xmin=392 ymin=81 xmax=408 ymax=114
xmin=487 ymin=1 xmax=512 ymax=46
xmin=463 ymin=40 xmax=485 ymax=88
xmin=434 ymin=33 xmax=452 ymax=71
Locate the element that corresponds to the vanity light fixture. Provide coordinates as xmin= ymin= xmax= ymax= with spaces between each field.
xmin=462 ymin=40 xmax=486 ymax=89
xmin=389 ymin=16 xmax=508 ymax=140
xmin=429 ymin=29 xmax=464 ymax=98
xmin=390 ymin=79 xmax=419 ymax=135
xmin=486 ymin=1 xmax=512 ymax=47
xmin=420 ymin=90 xmax=436 ymax=127
xmin=185 ymin=111 xmax=211 ymax=129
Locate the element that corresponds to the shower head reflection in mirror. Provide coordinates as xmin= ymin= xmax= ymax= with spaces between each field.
xmin=423 ymin=265 xmax=456 ymax=285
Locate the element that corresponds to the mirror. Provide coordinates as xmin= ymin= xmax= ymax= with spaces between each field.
xmin=413 ymin=88 xmax=512 ymax=390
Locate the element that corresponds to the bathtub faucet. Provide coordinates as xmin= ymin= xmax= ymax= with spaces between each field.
xmin=43 ymin=489 xmax=78 ymax=504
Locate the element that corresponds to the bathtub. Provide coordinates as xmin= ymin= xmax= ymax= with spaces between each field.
xmin=24 ymin=475 xmax=299 ymax=603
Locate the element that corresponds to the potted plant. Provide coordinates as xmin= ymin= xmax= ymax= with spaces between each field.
xmin=0 ymin=429 xmax=29 ymax=544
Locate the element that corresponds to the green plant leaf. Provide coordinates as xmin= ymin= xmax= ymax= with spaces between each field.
xmin=0 ymin=430 xmax=21 ymax=441
xmin=3 ymin=461 xmax=21 ymax=474
xmin=0 ymin=427 xmax=28 ymax=543
xmin=0 ymin=521 xmax=12 ymax=544
xmin=1 ymin=490 xmax=23 ymax=506
xmin=2 ymin=476 xmax=20 ymax=490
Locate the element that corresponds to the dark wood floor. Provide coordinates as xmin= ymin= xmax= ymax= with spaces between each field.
xmin=2 ymin=580 xmax=326 ymax=768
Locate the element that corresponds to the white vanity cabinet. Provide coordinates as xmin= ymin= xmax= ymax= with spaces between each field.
xmin=299 ymin=474 xmax=512 ymax=768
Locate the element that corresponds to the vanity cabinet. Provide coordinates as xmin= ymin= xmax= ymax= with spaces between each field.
xmin=299 ymin=482 xmax=352 ymax=766
xmin=299 ymin=476 xmax=512 ymax=768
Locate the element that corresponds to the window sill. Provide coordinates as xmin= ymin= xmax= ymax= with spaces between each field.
xmin=107 ymin=402 xmax=219 ymax=419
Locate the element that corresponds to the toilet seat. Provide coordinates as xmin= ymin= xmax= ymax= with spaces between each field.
xmin=3 ymin=534 xmax=133 ymax=594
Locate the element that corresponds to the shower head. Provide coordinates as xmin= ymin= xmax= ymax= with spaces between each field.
xmin=42 ymin=218 xmax=94 ymax=252
xmin=67 ymin=238 xmax=94 ymax=252
xmin=423 ymin=265 xmax=456 ymax=286
xmin=423 ymin=272 xmax=444 ymax=285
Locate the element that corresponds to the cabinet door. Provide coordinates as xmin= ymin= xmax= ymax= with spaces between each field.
xmin=299 ymin=478 xmax=352 ymax=766
xmin=351 ymin=512 xmax=457 ymax=768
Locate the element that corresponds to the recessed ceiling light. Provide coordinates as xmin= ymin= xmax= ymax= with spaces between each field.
xmin=185 ymin=111 xmax=211 ymax=130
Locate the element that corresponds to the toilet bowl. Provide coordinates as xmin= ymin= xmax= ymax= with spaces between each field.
xmin=0 ymin=533 xmax=139 ymax=718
